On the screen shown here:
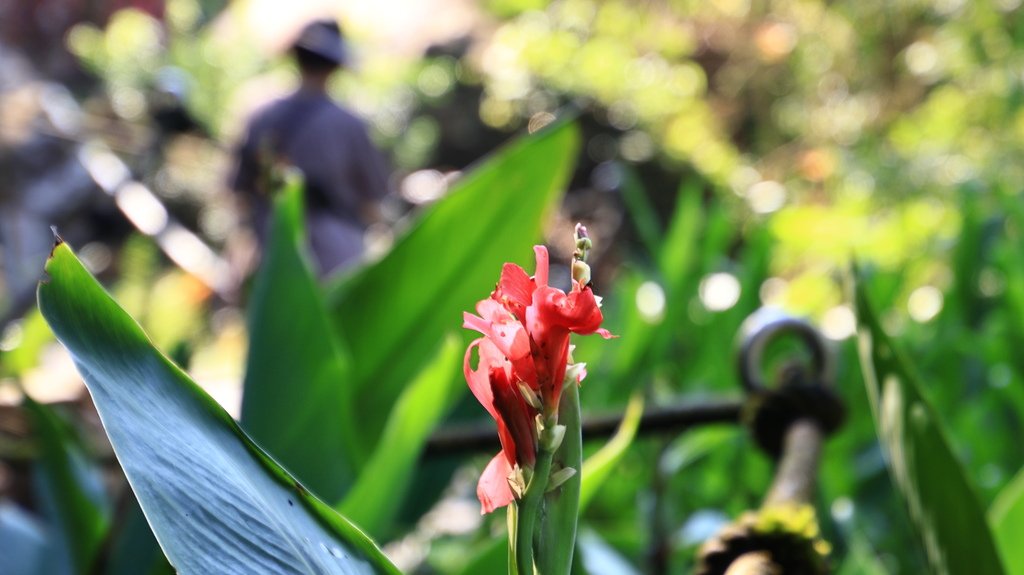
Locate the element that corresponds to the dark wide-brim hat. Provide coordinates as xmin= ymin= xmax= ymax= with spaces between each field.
xmin=293 ymin=19 xmax=348 ymax=66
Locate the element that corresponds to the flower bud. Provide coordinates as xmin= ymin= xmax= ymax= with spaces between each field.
xmin=572 ymin=260 xmax=592 ymax=286
xmin=541 ymin=424 xmax=567 ymax=452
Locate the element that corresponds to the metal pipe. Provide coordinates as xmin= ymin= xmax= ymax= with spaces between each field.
xmin=763 ymin=419 xmax=823 ymax=507
xmin=422 ymin=399 xmax=743 ymax=458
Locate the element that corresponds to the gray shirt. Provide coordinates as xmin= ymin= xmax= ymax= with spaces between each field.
xmin=231 ymin=89 xmax=388 ymax=277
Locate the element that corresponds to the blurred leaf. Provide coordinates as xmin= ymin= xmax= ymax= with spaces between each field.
xmin=835 ymin=530 xmax=890 ymax=575
xmin=620 ymin=167 xmax=663 ymax=257
xmin=658 ymin=180 xmax=704 ymax=299
xmin=326 ymin=121 xmax=580 ymax=458
xmin=579 ymin=393 xmax=644 ymax=511
xmin=37 ymin=241 xmax=399 ymax=575
xmin=607 ymin=180 xmax=703 ymax=393
xmin=339 ymin=334 xmax=462 ymax=537
xmin=0 ymin=310 xmax=53 ymax=377
xmin=453 ymin=536 xmax=507 ymax=575
xmin=660 ymin=426 xmax=737 ymax=478
xmin=241 ymin=181 xmax=355 ymax=502
xmin=854 ymin=270 xmax=1005 ymax=575
xmin=991 ymin=465 xmax=1024 ymax=575
xmin=101 ymin=495 xmax=173 ymax=575
xmin=24 ymin=398 xmax=109 ymax=574
xmin=576 ymin=528 xmax=639 ymax=575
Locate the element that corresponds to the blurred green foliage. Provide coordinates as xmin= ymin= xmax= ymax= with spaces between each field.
xmin=6 ymin=0 xmax=1024 ymax=573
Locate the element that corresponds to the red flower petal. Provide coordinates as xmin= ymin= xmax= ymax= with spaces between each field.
xmin=477 ymin=452 xmax=515 ymax=514
xmin=533 ymin=246 xmax=549 ymax=287
xmin=463 ymin=338 xmax=508 ymax=421
xmin=463 ymin=305 xmax=531 ymax=363
xmin=533 ymin=285 xmax=605 ymax=335
xmin=491 ymin=367 xmax=536 ymax=466
xmin=497 ymin=263 xmax=535 ymax=319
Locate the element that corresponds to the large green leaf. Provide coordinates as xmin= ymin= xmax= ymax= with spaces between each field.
xmin=38 ymin=240 xmax=399 ymax=575
xmin=991 ymin=465 xmax=1024 ymax=575
xmin=241 ymin=181 xmax=356 ymax=502
xmin=339 ymin=334 xmax=462 ymax=537
xmin=326 ymin=121 xmax=580 ymax=456
xmin=853 ymin=271 xmax=1005 ymax=575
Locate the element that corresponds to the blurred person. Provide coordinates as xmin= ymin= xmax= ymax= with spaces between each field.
xmin=229 ymin=19 xmax=389 ymax=279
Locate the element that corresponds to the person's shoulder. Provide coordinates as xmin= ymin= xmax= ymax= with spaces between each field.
xmin=248 ymin=93 xmax=304 ymax=127
xmin=324 ymin=101 xmax=366 ymax=125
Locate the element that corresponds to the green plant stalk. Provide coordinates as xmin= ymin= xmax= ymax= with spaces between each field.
xmin=535 ymin=383 xmax=582 ymax=574
xmin=515 ymin=429 xmax=557 ymax=574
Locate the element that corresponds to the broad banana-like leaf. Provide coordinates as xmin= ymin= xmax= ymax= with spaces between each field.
xmin=339 ymin=334 xmax=462 ymax=537
xmin=854 ymin=271 xmax=1004 ymax=575
xmin=241 ymin=181 xmax=356 ymax=502
xmin=38 ymin=240 xmax=399 ymax=575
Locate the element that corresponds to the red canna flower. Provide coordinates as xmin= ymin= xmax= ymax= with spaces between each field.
xmin=464 ymin=245 xmax=613 ymax=513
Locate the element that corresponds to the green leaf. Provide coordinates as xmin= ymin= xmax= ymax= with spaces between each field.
xmin=991 ymin=465 xmax=1024 ymax=575
xmin=339 ymin=334 xmax=463 ymax=537
xmin=578 ymin=393 xmax=644 ymax=512
xmin=453 ymin=536 xmax=507 ymax=575
xmin=536 ymin=382 xmax=583 ymax=574
xmin=37 ymin=241 xmax=399 ymax=575
xmin=101 ymin=494 xmax=174 ymax=575
xmin=24 ymin=397 xmax=109 ymax=574
xmin=241 ymin=181 xmax=356 ymax=502
xmin=620 ymin=167 xmax=663 ymax=258
xmin=326 ymin=121 xmax=580 ymax=458
xmin=853 ymin=270 xmax=1005 ymax=575
xmin=608 ymin=180 xmax=704 ymax=392
xmin=657 ymin=180 xmax=704 ymax=303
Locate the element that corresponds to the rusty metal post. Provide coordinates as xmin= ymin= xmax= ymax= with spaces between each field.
xmin=763 ymin=419 xmax=823 ymax=508
xmin=696 ymin=309 xmax=844 ymax=575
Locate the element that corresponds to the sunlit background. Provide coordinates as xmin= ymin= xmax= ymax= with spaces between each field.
xmin=4 ymin=0 xmax=1024 ymax=572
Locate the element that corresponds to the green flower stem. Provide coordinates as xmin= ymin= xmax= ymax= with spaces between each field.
xmin=534 ymin=382 xmax=582 ymax=575
xmin=515 ymin=427 xmax=557 ymax=575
